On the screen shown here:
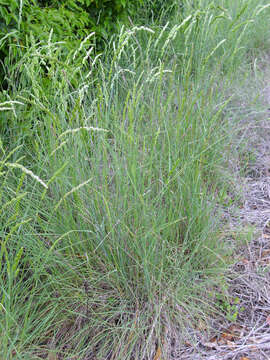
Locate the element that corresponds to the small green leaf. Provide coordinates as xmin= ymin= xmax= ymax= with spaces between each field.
xmin=12 ymin=247 xmax=24 ymax=277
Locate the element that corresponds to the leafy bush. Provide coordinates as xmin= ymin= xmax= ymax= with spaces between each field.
xmin=0 ymin=0 xmax=143 ymax=88
xmin=0 ymin=0 xmax=139 ymax=42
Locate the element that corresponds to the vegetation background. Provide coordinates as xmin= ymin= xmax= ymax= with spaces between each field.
xmin=0 ymin=0 xmax=270 ymax=359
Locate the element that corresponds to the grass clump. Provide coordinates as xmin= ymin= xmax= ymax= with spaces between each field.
xmin=0 ymin=1 xmax=269 ymax=359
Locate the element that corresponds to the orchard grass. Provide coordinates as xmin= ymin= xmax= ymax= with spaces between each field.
xmin=0 ymin=1 xmax=270 ymax=359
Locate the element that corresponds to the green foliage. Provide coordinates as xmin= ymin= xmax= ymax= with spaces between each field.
xmin=216 ymin=293 xmax=245 ymax=322
xmin=0 ymin=0 xmax=270 ymax=357
xmin=138 ymin=0 xmax=180 ymax=22
xmin=0 ymin=0 xmax=143 ymax=88
xmin=0 ymin=0 xmax=137 ymax=43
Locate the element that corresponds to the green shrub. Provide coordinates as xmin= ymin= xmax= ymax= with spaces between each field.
xmin=0 ymin=0 xmax=138 ymax=42
xmin=0 ymin=0 xmax=144 ymax=88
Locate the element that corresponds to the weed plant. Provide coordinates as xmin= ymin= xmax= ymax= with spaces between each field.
xmin=0 ymin=1 xmax=270 ymax=359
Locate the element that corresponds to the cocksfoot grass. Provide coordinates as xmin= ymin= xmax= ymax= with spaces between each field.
xmin=0 ymin=1 xmax=269 ymax=359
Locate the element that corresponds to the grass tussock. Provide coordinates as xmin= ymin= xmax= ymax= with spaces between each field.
xmin=0 ymin=1 xmax=270 ymax=359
